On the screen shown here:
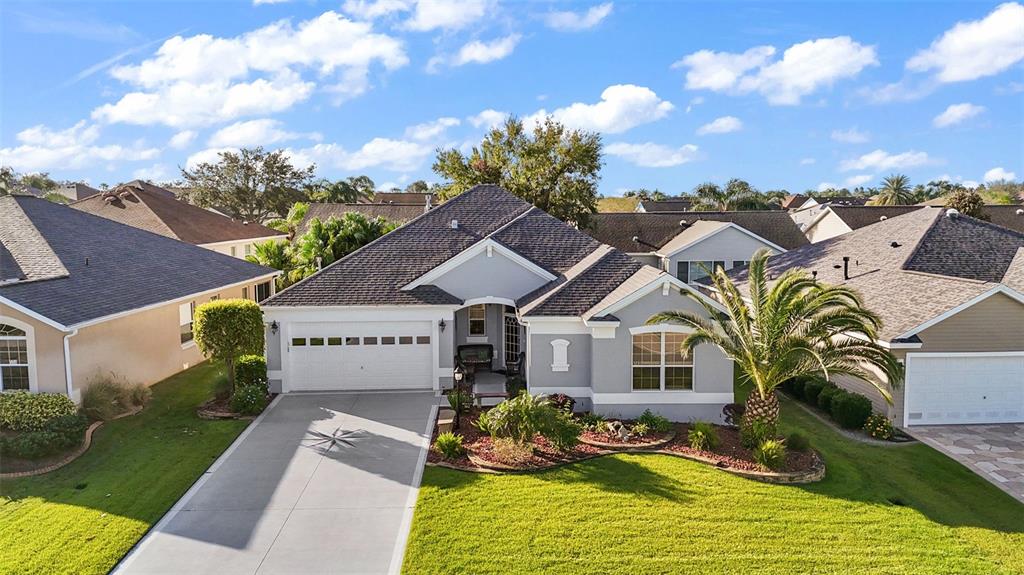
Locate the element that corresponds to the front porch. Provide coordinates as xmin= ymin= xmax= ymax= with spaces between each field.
xmin=450 ymin=301 xmax=526 ymax=405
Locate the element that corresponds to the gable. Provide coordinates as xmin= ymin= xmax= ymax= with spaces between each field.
xmin=427 ymin=245 xmax=554 ymax=301
xmin=914 ymin=291 xmax=1024 ymax=352
xmin=804 ymin=210 xmax=853 ymax=243
xmin=606 ymin=285 xmax=713 ymax=328
xmin=662 ymin=224 xmax=783 ymax=263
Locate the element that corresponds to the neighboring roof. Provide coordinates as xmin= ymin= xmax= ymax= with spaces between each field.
xmin=0 ymin=196 xmax=276 ymax=327
xmin=729 ymin=207 xmax=1024 ymax=341
xmin=586 ymin=212 xmax=810 ymax=253
xmin=637 ymin=198 xmax=694 ymax=212
xmin=1003 ymin=248 xmax=1024 ymax=292
xmin=54 ymin=183 xmax=101 ymax=202
xmin=823 ymin=197 xmax=870 ymax=207
xmin=782 ymin=195 xmax=810 ymax=209
xmin=982 ymin=205 xmax=1024 ymax=234
xmin=298 ymin=203 xmax=428 ymax=235
xmin=826 ymin=206 xmax=925 ymax=230
xmin=361 ymin=192 xmax=434 ymax=206
xmin=71 ymin=182 xmax=284 ymax=245
xmin=0 ymin=198 xmax=68 ymax=283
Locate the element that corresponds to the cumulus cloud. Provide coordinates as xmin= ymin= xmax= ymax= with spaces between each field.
xmin=467 ymin=109 xmax=507 ymax=129
xmin=0 ymin=121 xmax=159 ymax=172
xmin=342 ymin=0 xmax=410 ymax=19
xmin=799 ymin=157 xmax=816 ymax=165
xmin=906 ymin=2 xmax=1024 ymax=83
xmin=453 ymin=34 xmax=521 ymax=66
xmin=544 ymin=2 xmax=613 ymax=31
xmin=932 ymin=103 xmax=985 ymax=127
xmin=132 ymin=163 xmax=171 ymax=181
xmin=168 ymin=130 xmax=197 ymax=149
xmin=830 ymin=127 xmax=870 ymax=143
xmin=817 ymin=182 xmax=838 ymax=192
xmin=840 ymin=149 xmax=934 ymax=172
xmin=404 ymin=117 xmax=460 ymax=141
xmin=674 ymin=36 xmax=877 ymax=105
xmin=696 ymin=116 xmax=742 ymax=135
xmin=289 ymin=138 xmax=432 ymax=172
xmin=185 ymin=147 xmax=236 ymax=169
xmin=93 ymin=11 xmax=407 ymax=127
xmin=207 ymin=118 xmax=314 ymax=147
xmin=605 ymin=142 xmax=699 ymax=167
xmin=984 ymin=166 xmax=1017 ymax=182
xmin=402 ymin=0 xmax=490 ymax=32
xmin=527 ymin=84 xmax=674 ymax=134
xmin=844 ymin=174 xmax=873 ymax=187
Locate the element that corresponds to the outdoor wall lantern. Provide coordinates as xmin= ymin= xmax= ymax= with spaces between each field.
xmin=270 ymin=321 xmax=279 ymax=335
xmin=439 ymin=319 xmax=446 ymax=332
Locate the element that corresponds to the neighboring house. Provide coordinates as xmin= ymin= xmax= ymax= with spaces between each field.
xmin=0 ymin=196 xmax=278 ymax=399
xmin=781 ymin=194 xmax=816 ymax=210
xmin=71 ymin=181 xmax=287 ymax=259
xmin=731 ymin=207 xmax=1024 ymax=427
xmin=297 ymin=202 xmax=429 ymax=235
xmin=635 ymin=197 xmax=694 ymax=212
xmin=262 ymin=185 xmax=736 ymax=421
xmin=362 ymin=192 xmax=435 ymax=206
xmin=53 ymin=182 xmax=101 ymax=202
xmin=585 ymin=212 xmax=809 ymax=282
xmin=802 ymin=205 xmax=1023 ymax=243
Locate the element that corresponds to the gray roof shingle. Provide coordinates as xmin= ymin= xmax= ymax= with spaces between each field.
xmin=586 ymin=212 xmax=810 ymax=253
xmin=0 ymin=196 xmax=276 ymax=327
xmin=525 ymin=250 xmax=645 ymax=317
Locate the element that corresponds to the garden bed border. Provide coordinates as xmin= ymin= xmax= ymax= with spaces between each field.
xmin=579 ymin=430 xmax=676 ymax=450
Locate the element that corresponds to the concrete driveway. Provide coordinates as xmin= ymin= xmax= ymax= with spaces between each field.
xmin=115 ymin=391 xmax=438 ymax=575
xmin=909 ymin=424 xmax=1024 ymax=504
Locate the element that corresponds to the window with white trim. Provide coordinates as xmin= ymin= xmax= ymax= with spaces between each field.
xmin=179 ymin=302 xmax=195 ymax=344
xmin=255 ymin=281 xmax=271 ymax=302
xmin=631 ymin=332 xmax=693 ymax=391
xmin=0 ymin=324 xmax=30 ymax=391
xmin=468 ymin=304 xmax=487 ymax=336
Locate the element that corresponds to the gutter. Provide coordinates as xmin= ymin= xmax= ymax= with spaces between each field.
xmin=63 ymin=328 xmax=79 ymax=399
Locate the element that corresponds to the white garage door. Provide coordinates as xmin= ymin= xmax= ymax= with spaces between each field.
xmin=905 ymin=353 xmax=1024 ymax=425
xmin=287 ymin=321 xmax=433 ymax=391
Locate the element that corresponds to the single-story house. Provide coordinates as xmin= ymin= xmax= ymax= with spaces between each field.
xmin=71 ymin=181 xmax=287 ymax=259
xmin=585 ymin=211 xmax=809 ymax=282
xmin=781 ymin=194 xmax=816 ymax=210
xmin=802 ymin=204 xmax=1024 ymax=243
xmin=361 ymin=191 xmax=435 ymax=206
xmin=731 ymin=207 xmax=1024 ymax=427
xmin=297 ymin=202 xmax=429 ymax=235
xmin=52 ymin=182 xmax=101 ymax=202
xmin=635 ymin=197 xmax=694 ymax=212
xmin=262 ymin=185 xmax=735 ymax=421
xmin=0 ymin=195 xmax=278 ymax=399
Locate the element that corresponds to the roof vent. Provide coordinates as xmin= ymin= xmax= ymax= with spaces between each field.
xmin=1016 ymin=209 xmax=1023 ymax=215
xmin=678 ymin=219 xmax=688 ymax=226
xmin=103 ymin=195 xmax=115 ymax=204
xmin=879 ymin=216 xmax=887 ymax=221
xmin=242 ymin=220 xmax=249 ymax=225
xmin=945 ymin=208 xmax=960 ymax=219
xmin=890 ymin=241 xmax=902 ymax=248
xmin=450 ymin=219 xmax=459 ymax=230
xmin=118 ymin=189 xmax=132 ymax=199
xmin=631 ymin=235 xmax=639 ymax=243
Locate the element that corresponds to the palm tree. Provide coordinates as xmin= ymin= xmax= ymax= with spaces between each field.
xmin=647 ymin=249 xmax=902 ymax=432
xmin=872 ymin=174 xmax=913 ymax=205
xmin=691 ymin=179 xmax=766 ymax=211
xmin=246 ymin=239 xmax=297 ymax=290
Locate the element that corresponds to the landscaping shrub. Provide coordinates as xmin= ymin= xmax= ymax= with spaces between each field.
xmin=740 ymin=417 xmax=775 ymax=449
xmin=434 ymin=432 xmax=465 ymax=459
xmin=504 ymin=375 xmax=526 ymax=397
xmin=491 ymin=438 xmax=533 ymax=465
xmin=864 ymin=413 xmax=895 ymax=440
xmin=802 ymin=379 xmax=826 ymax=406
xmin=81 ymin=373 xmax=149 ymax=421
xmin=816 ymin=384 xmax=840 ymax=413
xmin=637 ymin=409 xmax=672 ymax=433
xmin=230 ymin=383 xmax=269 ymax=415
xmin=545 ymin=412 xmax=582 ymax=451
xmin=786 ymin=432 xmax=810 ymax=452
xmin=0 ymin=413 xmax=88 ymax=460
xmin=631 ymin=422 xmax=650 ymax=438
xmin=0 ymin=391 xmax=77 ymax=431
xmin=547 ymin=393 xmax=575 ymax=414
xmin=447 ymin=386 xmax=471 ymax=415
xmin=722 ymin=403 xmax=745 ymax=427
xmin=193 ymin=299 xmax=264 ymax=393
xmin=577 ymin=412 xmax=605 ymax=431
xmin=789 ymin=377 xmax=806 ymax=400
xmin=212 ymin=372 xmax=232 ymax=401
xmin=753 ymin=439 xmax=787 ymax=471
xmin=477 ymin=393 xmax=580 ymax=451
xmin=830 ymin=391 xmax=873 ymax=429
xmin=688 ymin=421 xmax=720 ymax=451
xmin=234 ymin=355 xmax=268 ymax=388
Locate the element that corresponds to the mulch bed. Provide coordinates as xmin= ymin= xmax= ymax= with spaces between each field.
xmin=662 ymin=422 xmax=817 ymax=473
xmin=579 ymin=424 xmax=674 ymax=448
xmin=197 ymin=393 xmax=276 ymax=420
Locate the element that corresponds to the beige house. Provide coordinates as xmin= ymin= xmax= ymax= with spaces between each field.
xmin=732 ymin=207 xmax=1024 ymax=427
xmin=0 ymin=196 xmax=278 ymax=400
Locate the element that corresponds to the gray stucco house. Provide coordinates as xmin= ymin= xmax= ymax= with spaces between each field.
xmin=262 ymin=185 xmax=735 ymax=421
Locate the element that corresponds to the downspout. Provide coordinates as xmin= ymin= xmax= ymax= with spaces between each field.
xmin=63 ymin=329 xmax=79 ymax=399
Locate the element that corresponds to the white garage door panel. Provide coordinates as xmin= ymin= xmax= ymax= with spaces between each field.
xmin=906 ymin=354 xmax=1024 ymax=425
xmin=288 ymin=321 xmax=433 ymax=391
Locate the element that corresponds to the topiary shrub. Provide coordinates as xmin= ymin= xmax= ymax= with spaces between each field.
xmin=802 ymin=379 xmax=826 ymax=405
xmin=637 ymin=409 xmax=672 ymax=433
xmin=434 ymin=432 xmax=465 ymax=459
xmin=0 ymin=391 xmax=77 ymax=431
xmin=231 ymin=383 xmax=269 ymax=415
xmin=863 ymin=413 xmax=895 ymax=440
xmin=786 ymin=432 xmax=810 ymax=452
xmin=194 ymin=299 xmax=265 ymax=394
xmin=830 ymin=391 xmax=873 ymax=429
xmin=235 ymin=355 xmax=268 ymax=388
xmin=547 ymin=393 xmax=575 ymax=414
xmin=753 ymin=439 xmax=787 ymax=471
xmin=816 ymin=384 xmax=840 ymax=412
xmin=688 ymin=420 xmax=720 ymax=451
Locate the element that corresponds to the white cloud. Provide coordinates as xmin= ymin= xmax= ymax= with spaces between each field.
xmin=844 ymin=174 xmax=873 ymax=187
xmin=984 ymin=166 xmax=1017 ymax=182
xmin=0 ymin=121 xmax=159 ymax=171
xmin=168 ymin=130 xmax=197 ymax=149
xmin=906 ymin=2 xmax=1024 ymax=83
xmin=404 ymin=117 xmax=460 ymax=141
xmin=799 ymin=157 xmax=816 ymax=165
xmin=467 ymin=109 xmax=507 ymax=129
xmin=207 ymin=119 xmax=310 ymax=147
xmin=185 ymin=147 xmax=236 ymax=169
xmin=289 ymin=138 xmax=432 ymax=172
xmin=544 ymin=2 xmax=613 ymax=31
xmin=94 ymin=11 xmax=407 ymax=127
xmin=932 ymin=103 xmax=985 ymax=128
xmin=684 ymin=96 xmax=704 ymax=113
xmin=453 ymin=34 xmax=521 ymax=66
xmin=132 ymin=163 xmax=171 ymax=181
xmin=605 ymin=142 xmax=699 ymax=167
xmin=527 ymin=84 xmax=674 ymax=134
xmin=342 ymin=0 xmax=410 ymax=19
xmin=674 ymin=36 xmax=877 ymax=105
xmin=858 ymin=79 xmax=935 ymax=104
xmin=817 ymin=182 xmax=838 ymax=192
xmin=840 ymin=149 xmax=934 ymax=172
xmin=830 ymin=127 xmax=870 ymax=143
xmin=253 ymin=0 xmax=293 ymax=4
xmin=696 ymin=116 xmax=742 ymax=135
xmin=402 ymin=0 xmax=490 ymax=32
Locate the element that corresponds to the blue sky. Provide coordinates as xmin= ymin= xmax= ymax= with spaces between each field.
xmin=1 ymin=1 xmax=1022 ymax=196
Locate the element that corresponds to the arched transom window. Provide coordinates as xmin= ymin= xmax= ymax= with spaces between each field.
xmin=0 ymin=323 xmax=30 ymax=391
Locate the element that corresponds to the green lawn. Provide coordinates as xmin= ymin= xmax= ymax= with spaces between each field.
xmin=0 ymin=362 xmax=248 ymax=575
xmin=403 ymin=399 xmax=1024 ymax=574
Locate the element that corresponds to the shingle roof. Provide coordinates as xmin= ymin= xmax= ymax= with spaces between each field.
xmin=983 ymin=205 xmax=1024 ymax=234
xmin=523 ymin=251 xmax=644 ymax=317
xmin=71 ymin=182 xmax=284 ymax=245
xmin=827 ymin=206 xmax=926 ymax=230
xmin=0 ymin=197 xmax=69 ymax=283
xmin=586 ymin=211 xmax=810 ymax=253
xmin=729 ymin=207 xmax=1024 ymax=341
xmin=0 ymin=196 xmax=276 ymax=327
xmin=362 ymin=192 xmax=434 ymax=206
xmin=299 ymin=203 xmax=428 ymax=235
xmin=638 ymin=198 xmax=694 ymax=212
xmin=782 ymin=195 xmax=810 ymax=209
xmin=54 ymin=183 xmax=101 ymax=202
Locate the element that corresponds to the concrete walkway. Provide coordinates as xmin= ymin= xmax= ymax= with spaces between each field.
xmin=115 ymin=391 xmax=438 ymax=575
xmin=909 ymin=424 xmax=1024 ymax=504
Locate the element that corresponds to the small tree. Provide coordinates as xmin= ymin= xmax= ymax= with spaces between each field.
xmin=944 ymin=188 xmax=988 ymax=220
xmin=193 ymin=299 xmax=265 ymax=394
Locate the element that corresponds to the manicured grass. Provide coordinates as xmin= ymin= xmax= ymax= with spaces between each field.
xmin=403 ymin=399 xmax=1024 ymax=574
xmin=0 ymin=362 xmax=248 ymax=575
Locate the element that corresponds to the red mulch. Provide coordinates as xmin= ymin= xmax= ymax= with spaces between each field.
xmin=580 ymin=424 xmax=672 ymax=446
xmin=663 ymin=423 xmax=817 ymax=473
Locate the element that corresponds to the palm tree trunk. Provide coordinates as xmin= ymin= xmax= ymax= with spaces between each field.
xmin=742 ymin=390 xmax=780 ymax=435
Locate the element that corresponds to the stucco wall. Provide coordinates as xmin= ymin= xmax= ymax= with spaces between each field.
xmin=664 ymin=226 xmax=781 ymax=277
xmin=527 ymin=333 xmax=592 ymax=388
xmin=454 ymin=304 xmax=505 ymax=364
xmin=805 ymin=212 xmax=852 ymax=243
xmin=432 ymin=250 xmax=549 ymax=302
xmin=202 ymin=238 xmax=285 ymax=260
xmin=0 ymin=306 xmax=68 ymax=394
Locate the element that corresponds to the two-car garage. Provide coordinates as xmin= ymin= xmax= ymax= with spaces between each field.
xmin=286 ymin=321 xmax=434 ymax=391
xmin=904 ymin=353 xmax=1024 ymax=425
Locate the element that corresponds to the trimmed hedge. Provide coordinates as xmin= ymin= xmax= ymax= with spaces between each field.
xmin=802 ymin=380 xmax=826 ymax=405
xmin=784 ymin=377 xmax=877 ymax=435
xmin=830 ymin=391 xmax=873 ymax=429
xmin=816 ymin=384 xmax=841 ymax=413
xmin=0 ymin=392 xmax=77 ymax=431
xmin=235 ymin=355 xmax=268 ymax=388
xmin=0 ymin=413 xmax=89 ymax=459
